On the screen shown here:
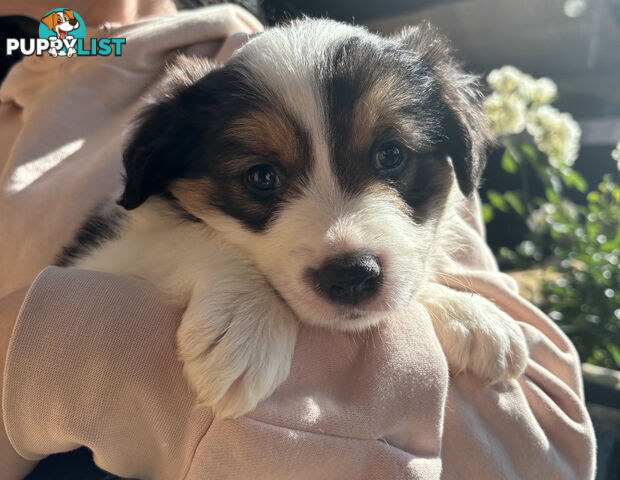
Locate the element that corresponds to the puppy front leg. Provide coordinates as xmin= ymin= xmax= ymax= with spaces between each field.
xmin=177 ymin=264 xmax=298 ymax=419
xmin=419 ymin=283 xmax=528 ymax=384
xmin=48 ymin=37 xmax=58 ymax=57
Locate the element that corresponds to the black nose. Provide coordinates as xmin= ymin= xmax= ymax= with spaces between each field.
xmin=69 ymin=18 xmax=77 ymax=25
xmin=317 ymin=254 xmax=382 ymax=305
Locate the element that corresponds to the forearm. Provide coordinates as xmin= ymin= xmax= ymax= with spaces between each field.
xmin=437 ymin=270 xmax=596 ymax=479
xmin=0 ymin=287 xmax=38 ymax=480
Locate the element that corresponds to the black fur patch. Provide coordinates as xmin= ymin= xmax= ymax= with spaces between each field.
xmin=120 ymin=62 xmax=313 ymax=232
xmin=319 ymin=28 xmax=477 ymax=219
xmin=397 ymin=23 xmax=492 ymax=195
xmin=55 ymin=205 xmax=125 ymax=266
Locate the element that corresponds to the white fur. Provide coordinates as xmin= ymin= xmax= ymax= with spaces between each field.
xmin=75 ymin=200 xmax=298 ymax=418
xmin=200 ymin=182 xmax=435 ymax=331
xmin=419 ymin=282 xmax=528 ymax=384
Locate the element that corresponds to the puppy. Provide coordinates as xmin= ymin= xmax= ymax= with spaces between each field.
xmin=40 ymin=9 xmax=79 ymax=57
xmin=57 ymin=19 xmax=528 ymax=418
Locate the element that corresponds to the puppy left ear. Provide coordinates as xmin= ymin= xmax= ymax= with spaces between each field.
xmin=40 ymin=13 xmax=56 ymax=31
xmin=397 ymin=23 xmax=492 ymax=196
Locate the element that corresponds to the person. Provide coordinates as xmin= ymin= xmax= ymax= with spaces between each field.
xmin=0 ymin=1 xmax=596 ymax=479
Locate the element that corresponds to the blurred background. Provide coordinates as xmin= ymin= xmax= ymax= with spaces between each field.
xmin=1 ymin=0 xmax=618 ymax=478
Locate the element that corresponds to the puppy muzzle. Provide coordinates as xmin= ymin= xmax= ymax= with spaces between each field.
xmin=314 ymin=253 xmax=382 ymax=305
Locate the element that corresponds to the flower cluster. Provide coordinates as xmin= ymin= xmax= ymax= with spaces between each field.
xmin=612 ymin=141 xmax=620 ymax=171
xmin=526 ymin=200 xmax=578 ymax=234
xmin=483 ymin=65 xmax=581 ymax=169
xmin=487 ymin=65 xmax=557 ymax=103
xmin=526 ymin=105 xmax=581 ymax=168
xmin=483 ymin=92 xmax=526 ymax=136
xmin=483 ymin=66 xmax=620 ymax=371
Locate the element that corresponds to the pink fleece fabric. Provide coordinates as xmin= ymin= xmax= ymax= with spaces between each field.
xmin=0 ymin=6 xmax=595 ymax=479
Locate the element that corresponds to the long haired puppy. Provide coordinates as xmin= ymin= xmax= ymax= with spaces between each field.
xmin=58 ymin=20 xmax=527 ymax=418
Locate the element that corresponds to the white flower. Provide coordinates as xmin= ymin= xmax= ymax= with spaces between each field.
xmin=485 ymin=66 xmax=578 ymax=165
xmin=527 ymin=200 xmax=578 ymax=234
xmin=612 ymin=141 xmax=620 ymax=171
xmin=526 ymin=205 xmax=549 ymax=234
xmin=483 ymin=92 xmax=527 ymax=136
xmin=528 ymin=77 xmax=558 ymax=104
xmin=487 ymin=66 xmax=527 ymax=96
xmin=559 ymin=198 xmax=578 ymax=219
xmin=486 ymin=65 xmax=554 ymax=103
xmin=526 ymin=105 xmax=581 ymax=168
xmin=516 ymin=72 xmax=537 ymax=101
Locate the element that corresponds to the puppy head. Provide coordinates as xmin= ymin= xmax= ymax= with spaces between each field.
xmin=120 ymin=20 xmax=490 ymax=331
xmin=41 ymin=10 xmax=78 ymax=32
xmin=59 ymin=10 xmax=78 ymax=30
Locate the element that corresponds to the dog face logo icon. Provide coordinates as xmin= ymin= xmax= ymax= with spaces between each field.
xmin=39 ymin=8 xmax=85 ymax=57
xmin=5 ymin=8 xmax=124 ymax=57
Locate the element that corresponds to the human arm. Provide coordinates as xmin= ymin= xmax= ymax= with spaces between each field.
xmin=1 ymin=257 xmax=595 ymax=480
xmin=1 ymin=288 xmax=38 ymax=480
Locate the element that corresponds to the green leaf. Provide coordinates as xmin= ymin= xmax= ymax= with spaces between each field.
xmin=521 ymin=143 xmax=537 ymax=159
xmin=482 ymin=203 xmax=494 ymax=223
xmin=501 ymin=151 xmax=518 ymax=174
xmin=487 ymin=190 xmax=509 ymax=212
xmin=587 ymin=192 xmax=600 ymax=203
xmin=563 ymin=170 xmax=588 ymax=192
xmin=546 ymin=188 xmax=558 ymax=202
xmin=503 ymin=191 xmax=525 ymax=215
xmin=607 ymin=343 xmax=620 ymax=369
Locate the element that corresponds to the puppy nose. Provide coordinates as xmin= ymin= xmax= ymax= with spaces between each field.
xmin=317 ymin=253 xmax=381 ymax=305
xmin=69 ymin=19 xmax=77 ymax=25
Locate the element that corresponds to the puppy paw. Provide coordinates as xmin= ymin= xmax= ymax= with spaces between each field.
xmin=441 ymin=304 xmax=528 ymax=384
xmin=177 ymin=283 xmax=298 ymax=418
xmin=421 ymin=284 xmax=528 ymax=384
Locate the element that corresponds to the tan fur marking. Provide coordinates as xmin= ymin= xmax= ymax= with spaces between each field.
xmin=226 ymin=109 xmax=302 ymax=167
xmin=351 ymin=76 xmax=420 ymax=154
xmin=364 ymin=182 xmax=414 ymax=217
xmin=170 ymin=178 xmax=217 ymax=219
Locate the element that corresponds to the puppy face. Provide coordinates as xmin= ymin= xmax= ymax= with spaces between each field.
xmin=120 ymin=20 xmax=489 ymax=331
xmin=59 ymin=10 xmax=78 ymax=31
xmin=41 ymin=10 xmax=78 ymax=35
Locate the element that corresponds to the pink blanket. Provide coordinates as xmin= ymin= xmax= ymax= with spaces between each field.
xmin=0 ymin=6 xmax=595 ymax=479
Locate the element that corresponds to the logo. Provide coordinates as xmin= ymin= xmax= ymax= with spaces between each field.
xmin=5 ymin=8 xmax=126 ymax=57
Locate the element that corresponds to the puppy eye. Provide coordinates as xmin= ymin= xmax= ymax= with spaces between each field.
xmin=373 ymin=141 xmax=408 ymax=174
xmin=245 ymin=164 xmax=280 ymax=195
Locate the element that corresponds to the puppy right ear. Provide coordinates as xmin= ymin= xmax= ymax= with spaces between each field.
xmin=118 ymin=56 xmax=216 ymax=210
xmin=397 ymin=23 xmax=493 ymax=196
